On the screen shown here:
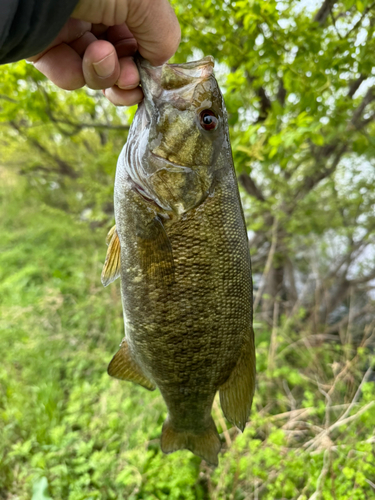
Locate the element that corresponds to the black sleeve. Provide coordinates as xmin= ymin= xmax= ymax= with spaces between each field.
xmin=0 ymin=0 xmax=79 ymax=64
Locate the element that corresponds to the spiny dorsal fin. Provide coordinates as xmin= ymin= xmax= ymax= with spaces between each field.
xmin=108 ymin=340 xmax=156 ymax=391
xmin=101 ymin=225 xmax=121 ymax=287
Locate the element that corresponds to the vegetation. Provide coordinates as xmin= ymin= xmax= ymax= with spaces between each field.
xmin=0 ymin=0 xmax=375 ymax=498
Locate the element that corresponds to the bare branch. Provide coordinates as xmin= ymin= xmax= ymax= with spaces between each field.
xmin=347 ymin=74 xmax=367 ymax=98
xmin=314 ymin=0 xmax=335 ymax=25
xmin=304 ymin=401 xmax=375 ymax=451
xmin=277 ymin=79 xmax=286 ymax=106
xmin=349 ymin=267 xmax=375 ymax=285
xmin=49 ymin=117 xmax=130 ymax=132
xmin=213 ymin=398 xmax=231 ymax=448
xmin=39 ymin=85 xmax=130 ymax=133
xmin=330 ymin=10 xmax=342 ymax=40
xmin=326 ymin=238 xmax=367 ymax=280
xmin=326 ymin=304 xmax=373 ymax=334
xmin=0 ymin=94 xmax=18 ymax=103
xmin=337 ymin=366 xmax=373 ymax=422
xmin=304 ymin=366 xmax=374 ymax=451
xmin=254 ymin=218 xmax=278 ymax=311
xmin=256 ymin=86 xmax=272 ymax=122
xmin=268 ymin=300 xmax=280 ymax=371
xmin=346 ymin=2 xmax=375 ymax=37
xmin=10 ymin=121 xmax=78 ymax=179
xmin=350 ymin=87 xmax=375 ymax=128
xmin=295 ymin=143 xmax=347 ymax=202
xmin=308 ymin=450 xmax=330 ymax=500
xmin=246 ymin=71 xmax=272 ymax=122
xmin=238 ymin=173 xmax=266 ymax=202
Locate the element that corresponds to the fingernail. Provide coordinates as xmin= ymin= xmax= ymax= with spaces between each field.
xmin=93 ymin=53 xmax=116 ymax=78
xmin=117 ymin=83 xmax=138 ymax=90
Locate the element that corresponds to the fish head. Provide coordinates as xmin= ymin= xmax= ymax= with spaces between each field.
xmin=123 ymin=56 xmax=229 ymax=215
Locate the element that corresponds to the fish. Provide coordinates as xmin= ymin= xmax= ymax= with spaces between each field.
xmin=101 ymin=55 xmax=255 ymax=466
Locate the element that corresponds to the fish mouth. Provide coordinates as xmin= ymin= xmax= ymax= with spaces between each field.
xmin=150 ymin=152 xmax=193 ymax=173
xmin=135 ymin=54 xmax=215 ymax=98
xmin=136 ymin=54 xmax=214 ymax=74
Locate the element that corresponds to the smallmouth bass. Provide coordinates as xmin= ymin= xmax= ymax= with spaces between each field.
xmin=102 ymin=55 xmax=255 ymax=465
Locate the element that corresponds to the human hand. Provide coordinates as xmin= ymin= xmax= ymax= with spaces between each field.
xmin=27 ymin=0 xmax=180 ymax=106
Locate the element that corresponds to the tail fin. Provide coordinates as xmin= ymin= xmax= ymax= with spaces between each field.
xmin=160 ymin=416 xmax=221 ymax=466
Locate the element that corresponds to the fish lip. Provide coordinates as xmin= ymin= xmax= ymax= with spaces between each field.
xmin=135 ymin=54 xmax=215 ymax=97
xmin=135 ymin=54 xmax=214 ymax=72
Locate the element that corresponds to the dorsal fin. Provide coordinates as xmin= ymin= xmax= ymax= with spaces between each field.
xmin=219 ymin=328 xmax=256 ymax=431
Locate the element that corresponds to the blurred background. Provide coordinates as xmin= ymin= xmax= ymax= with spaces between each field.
xmin=1 ymin=0 xmax=375 ymax=498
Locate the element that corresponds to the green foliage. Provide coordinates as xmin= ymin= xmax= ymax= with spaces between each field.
xmin=0 ymin=173 xmax=374 ymax=499
xmin=0 ymin=62 xmax=134 ymax=223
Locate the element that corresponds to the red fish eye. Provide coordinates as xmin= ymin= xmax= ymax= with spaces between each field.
xmin=199 ymin=110 xmax=218 ymax=131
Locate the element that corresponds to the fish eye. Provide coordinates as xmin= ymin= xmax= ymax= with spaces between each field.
xmin=199 ymin=110 xmax=218 ymax=131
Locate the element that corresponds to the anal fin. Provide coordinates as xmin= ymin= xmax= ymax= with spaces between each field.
xmin=219 ymin=328 xmax=256 ymax=431
xmin=161 ymin=416 xmax=221 ymax=466
xmin=108 ymin=340 xmax=155 ymax=391
xmin=101 ymin=225 xmax=121 ymax=287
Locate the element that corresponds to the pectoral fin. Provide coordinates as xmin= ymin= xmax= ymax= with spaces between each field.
xmin=138 ymin=216 xmax=175 ymax=286
xmin=101 ymin=225 xmax=121 ymax=286
xmin=108 ymin=340 xmax=155 ymax=391
xmin=219 ymin=328 xmax=256 ymax=431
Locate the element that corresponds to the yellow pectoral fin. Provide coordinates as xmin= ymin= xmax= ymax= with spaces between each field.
xmin=101 ymin=225 xmax=121 ymax=287
xmin=219 ymin=328 xmax=256 ymax=431
xmin=108 ymin=340 xmax=156 ymax=391
xmin=105 ymin=224 xmax=117 ymax=245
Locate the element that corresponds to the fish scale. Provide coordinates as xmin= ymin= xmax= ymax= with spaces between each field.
xmin=101 ymin=55 xmax=255 ymax=465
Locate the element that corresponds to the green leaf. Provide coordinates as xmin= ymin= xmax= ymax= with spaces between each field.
xmin=31 ymin=478 xmax=52 ymax=500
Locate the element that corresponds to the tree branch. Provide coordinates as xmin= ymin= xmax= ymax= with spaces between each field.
xmin=325 ymin=304 xmax=372 ymax=334
xmin=0 ymin=94 xmax=18 ymax=103
xmin=238 ymin=173 xmax=266 ymax=202
xmin=350 ymin=87 xmax=375 ymax=128
xmin=49 ymin=117 xmax=130 ymax=132
xmin=10 ymin=121 xmax=78 ymax=179
xmin=277 ymin=79 xmax=286 ymax=106
xmin=347 ymin=74 xmax=367 ymax=98
xmin=295 ymin=143 xmax=347 ymax=202
xmin=346 ymin=1 xmax=375 ymax=37
xmin=314 ymin=0 xmax=335 ymax=25
xmin=246 ymin=72 xmax=272 ymax=122
xmin=254 ymin=218 xmax=279 ymax=311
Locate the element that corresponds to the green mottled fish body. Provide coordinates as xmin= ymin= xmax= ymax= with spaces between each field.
xmin=102 ymin=56 xmax=255 ymax=465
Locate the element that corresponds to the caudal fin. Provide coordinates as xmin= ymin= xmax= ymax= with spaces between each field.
xmin=160 ymin=417 xmax=221 ymax=466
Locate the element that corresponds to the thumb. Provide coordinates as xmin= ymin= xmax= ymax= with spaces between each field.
xmin=126 ymin=0 xmax=181 ymax=66
xmin=72 ymin=0 xmax=180 ymax=66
